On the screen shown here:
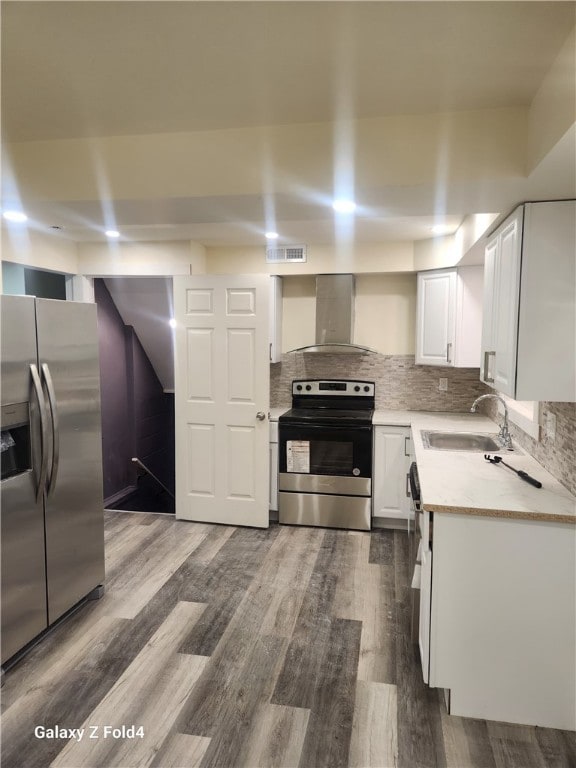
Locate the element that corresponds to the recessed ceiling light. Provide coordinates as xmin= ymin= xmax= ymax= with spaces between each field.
xmin=332 ymin=199 xmax=357 ymax=214
xmin=432 ymin=225 xmax=452 ymax=235
xmin=265 ymin=231 xmax=279 ymax=240
xmin=2 ymin=210 xmax=28 ymax=223
xmin=105 ymin=229 xmax=120 ymax=238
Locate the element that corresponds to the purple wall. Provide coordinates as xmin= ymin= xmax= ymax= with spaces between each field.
xmin=130 ymin=331 xmax=175 ymax=493
xmin=95 ymin=280 xmax=174 ymax=503
xmin=95 ymin=280 xmax=133 ymax=500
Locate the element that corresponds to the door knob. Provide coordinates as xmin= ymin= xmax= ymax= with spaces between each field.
xmin=256 ymin=411 xmax=266 ymax=421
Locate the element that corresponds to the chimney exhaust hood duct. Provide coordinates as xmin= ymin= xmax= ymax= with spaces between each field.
xmin=289 ymin=274 xmax=375 ymax=354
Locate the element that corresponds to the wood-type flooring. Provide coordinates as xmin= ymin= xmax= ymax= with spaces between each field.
xmin=1 ymin=511 xmax=574 ymax=768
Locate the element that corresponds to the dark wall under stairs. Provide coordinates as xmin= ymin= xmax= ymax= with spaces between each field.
xmin=94 ymin=279 xmax=175 ymax=505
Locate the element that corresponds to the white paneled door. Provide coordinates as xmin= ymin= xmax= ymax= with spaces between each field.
xmin=174 ymin=275 xmax=270 ymax=527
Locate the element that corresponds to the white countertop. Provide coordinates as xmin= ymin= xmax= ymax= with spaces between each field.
xmin=270 ymin=408 xmax=288 ymax=422
xmin=373 ymin=410 xmax=576 ymax=524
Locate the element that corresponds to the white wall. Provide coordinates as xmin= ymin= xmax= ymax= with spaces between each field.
xmin=355 ymin=273 xmax=417 ymax=354
xmin=414 ymin=236 xmax=458 ymax=271
xmin=206 ymin=242 xmax=415 ymax=275
xmin=1 ymin=227 xmax=79 ymax=274
xmin=77 ymin=240 xmax=206 ymax=276
xmin=413 ymin=214 xmax=501 ymax=272
xmin=281 ymin=273 xmax=416 ymax=354
xmin=282 ymin=275 xmax=316 ymax=352
xmin=1 ymin=262 xmax=26 ymax=294
xmin=528 ymin=26 xmax=576 ymax=170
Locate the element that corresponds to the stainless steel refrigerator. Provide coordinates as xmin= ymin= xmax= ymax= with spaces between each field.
xmin=1 ymin=295 xmax=105 ymax=666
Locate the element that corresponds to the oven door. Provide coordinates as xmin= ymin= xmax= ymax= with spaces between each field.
xmin=278 ymin=423 xmax=372 ymax=497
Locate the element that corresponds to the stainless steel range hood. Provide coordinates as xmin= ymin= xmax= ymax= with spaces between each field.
xmin=289 ymin=274 xmax=375 ymax=354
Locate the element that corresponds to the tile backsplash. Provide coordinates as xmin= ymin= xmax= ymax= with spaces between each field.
xmin=271 ymin=352 xmax=576 ymax=496
xmin=270 ymin=352 xmax=487 ymax=411
xmin=479 ymin=399 xmax=576 ymax=496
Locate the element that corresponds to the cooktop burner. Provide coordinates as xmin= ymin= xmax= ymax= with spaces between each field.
xmin=280 ymin=407 xmax=374 ymax=427
xmin=281 ymin=379 xmax=375 ymax=427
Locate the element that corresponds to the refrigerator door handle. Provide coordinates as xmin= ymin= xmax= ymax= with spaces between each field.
xmin=41 ymin=363 xmax=60 ymax=498
xmin=30 ymin=364 xmax=49 ymax=501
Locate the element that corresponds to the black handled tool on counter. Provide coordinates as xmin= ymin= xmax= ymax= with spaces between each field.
xmin=484 ymin=454 xmax=542 ymax=488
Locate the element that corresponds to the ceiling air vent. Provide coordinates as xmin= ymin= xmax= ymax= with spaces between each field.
xmin=265 ymin=244 xmax=307 ymax=264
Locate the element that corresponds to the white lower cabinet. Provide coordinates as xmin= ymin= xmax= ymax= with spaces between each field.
xmin=269 ymin=420 xmax=278 ymax=511
xmin=418 ymin=544 xmax=432 ymax=685
xmin=426 ymin=512 xmax=575 ymax=730
xmin=372 ymin=426 xmax=412 ymax=526
xmin=269 ymin=442 xmax=278 ymax=511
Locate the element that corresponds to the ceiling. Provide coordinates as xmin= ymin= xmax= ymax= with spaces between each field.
xmin=2 ymin=1 xmax=575 ymax=248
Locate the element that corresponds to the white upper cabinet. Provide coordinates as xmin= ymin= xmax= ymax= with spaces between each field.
xmin=481 ymin=201 xmax=576 ymax=401
xmin=481 ymin=209 xmax=522 ymax=395
xmin=416 ymin=270 xmax=456 ymax=366
xmin=269 ymin=275 xmax=283 ymax=363
xmin=416 ymin=266 xmax=483 ymax=367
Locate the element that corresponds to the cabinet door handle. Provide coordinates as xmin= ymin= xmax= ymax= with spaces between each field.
xmin=404 ymin=436 xmax=410 ymax=456
xmin=446 ymin=342 xmax=452 ymax=363
xmin=483 ymin=350 xmax=495 ymax=383
xmin=269 ymin=342 xmax=272 ymax=362
xmin=406 ymin=472 xmax=411 ymax=498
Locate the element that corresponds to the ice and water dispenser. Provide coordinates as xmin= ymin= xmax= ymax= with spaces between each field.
xmin=1 ymin=403 xmax=31 ymax=482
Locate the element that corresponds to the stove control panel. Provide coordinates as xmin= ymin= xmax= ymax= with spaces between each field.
xmin=292 ymin=380 xmax=375 ymax=397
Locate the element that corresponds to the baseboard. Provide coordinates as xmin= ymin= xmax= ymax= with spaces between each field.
xmin=104 ymin=485 xmax=137 ymax=509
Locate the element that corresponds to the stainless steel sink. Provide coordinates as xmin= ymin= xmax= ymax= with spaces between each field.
xmin=421 ymin=430 xmax=503 ymax=452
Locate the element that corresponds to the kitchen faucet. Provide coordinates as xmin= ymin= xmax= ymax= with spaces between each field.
xmin=470 ymin=394 xmax=513 ymax=450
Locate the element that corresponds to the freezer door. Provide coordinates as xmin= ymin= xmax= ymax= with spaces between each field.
xmin=1 ymin=295 xmax=37 ymax=405
xmin=35 ymin=299 xmax=105 ymax=623
xmin=1 ymin=471 xmax=48 ymax=663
